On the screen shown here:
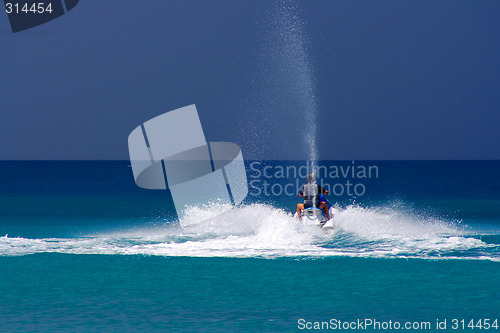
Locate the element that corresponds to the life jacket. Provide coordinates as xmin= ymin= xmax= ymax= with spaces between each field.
xmin=319 ymin=194 xmax=332 ymax=209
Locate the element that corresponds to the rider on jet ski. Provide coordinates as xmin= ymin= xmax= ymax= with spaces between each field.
xmin=297 ymin=173 xmax=330 ymax=221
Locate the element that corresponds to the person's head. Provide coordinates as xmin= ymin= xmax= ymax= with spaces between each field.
xmin=307 ymin=173 xmax=315 ymax=183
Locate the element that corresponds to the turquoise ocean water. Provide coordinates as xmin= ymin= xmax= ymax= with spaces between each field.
xmin=0 ymin=161 xmax=499 ymax=332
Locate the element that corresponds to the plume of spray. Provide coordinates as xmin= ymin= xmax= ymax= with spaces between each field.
xmin=272 ymin=0 xmax=319 ymax=165
xmin=245 ymin=0 xmax=319 ymax=163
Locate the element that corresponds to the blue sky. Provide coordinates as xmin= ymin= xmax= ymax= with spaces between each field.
xmin=1 ymin=0 xmax=499 ymax=160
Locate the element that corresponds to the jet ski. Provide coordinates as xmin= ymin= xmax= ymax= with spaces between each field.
xmin=294 ymin=206 xmax=336 ymax=229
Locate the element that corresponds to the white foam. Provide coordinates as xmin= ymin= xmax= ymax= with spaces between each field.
xmin=334 ymin=204 xmax=457 ymax=238
xmin=0 ymin=204 xmax=498 ymax=261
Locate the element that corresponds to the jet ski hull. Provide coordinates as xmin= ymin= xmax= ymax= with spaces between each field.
xmin=294 ymin=207 xmax=336 ymax=229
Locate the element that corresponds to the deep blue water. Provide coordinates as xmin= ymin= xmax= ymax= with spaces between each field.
xmin=0 ymin=161 xmax=499 ymax=332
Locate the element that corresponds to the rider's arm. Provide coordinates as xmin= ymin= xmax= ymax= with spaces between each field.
xmin=318 ymin=185 xmax=328 ymax=195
